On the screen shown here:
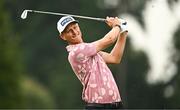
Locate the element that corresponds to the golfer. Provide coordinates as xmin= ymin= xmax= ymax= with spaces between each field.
xmin=57 ymin=16 xmax=128 ymax=109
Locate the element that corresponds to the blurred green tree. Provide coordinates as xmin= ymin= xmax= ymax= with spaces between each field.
xmin=0 ymin=0 xmax=24 ymax=108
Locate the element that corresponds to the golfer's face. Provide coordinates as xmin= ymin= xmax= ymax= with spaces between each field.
xmin=61 ymin=22 xmax=83 ymax=44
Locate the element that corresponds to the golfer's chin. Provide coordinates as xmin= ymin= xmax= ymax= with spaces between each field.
xmin=70 ymin=37 xmax=83 ymax=44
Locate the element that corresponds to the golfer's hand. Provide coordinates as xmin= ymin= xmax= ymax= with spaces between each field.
xmin=105 ymin=17 xmax=121 ymax=28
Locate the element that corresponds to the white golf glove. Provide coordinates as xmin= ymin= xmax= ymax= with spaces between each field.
xmin=119 ymin=19 xmax=128 ymax=33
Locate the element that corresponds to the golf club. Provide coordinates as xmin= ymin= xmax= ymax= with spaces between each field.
xmin=21 ymin=9 xmax=127 ymax=25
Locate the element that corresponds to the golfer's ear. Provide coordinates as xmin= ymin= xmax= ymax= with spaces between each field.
xmin=60 ymin=34 xmax=66 ymax=40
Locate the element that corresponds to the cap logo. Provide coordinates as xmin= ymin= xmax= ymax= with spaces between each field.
xmin=61 ymin=17 xmax=73 ymax=26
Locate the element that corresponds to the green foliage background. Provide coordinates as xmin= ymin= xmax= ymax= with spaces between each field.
xmin=0 ymin=0 xmax=180 ymax=109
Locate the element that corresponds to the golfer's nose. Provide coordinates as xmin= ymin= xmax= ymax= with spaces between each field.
xmin=72 ymin=29 xmax=78 ymax=35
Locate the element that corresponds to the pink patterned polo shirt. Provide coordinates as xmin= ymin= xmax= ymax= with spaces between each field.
xmin=66 ymin=42 xmax=121 ymax=103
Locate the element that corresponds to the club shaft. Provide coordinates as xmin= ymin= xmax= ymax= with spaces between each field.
xmin=28 ymin=10 xmax=106 ymax=22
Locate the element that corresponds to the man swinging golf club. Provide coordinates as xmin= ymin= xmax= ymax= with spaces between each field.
xmin=57 ymin=15 xmax=128 ymax=109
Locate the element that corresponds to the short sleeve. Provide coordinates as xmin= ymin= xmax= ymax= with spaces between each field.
xmin=73 ymin=43 xmax=97 ymax=63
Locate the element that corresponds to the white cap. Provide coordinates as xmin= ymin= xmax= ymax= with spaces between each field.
xmin=57 ymin=16 xmax=78 ymax=35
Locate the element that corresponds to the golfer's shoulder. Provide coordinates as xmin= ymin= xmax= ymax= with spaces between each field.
xmin=74 ymin=43 xmax=95 ymax=51
xmin=71 ymin=42 xmax=96 ymax=56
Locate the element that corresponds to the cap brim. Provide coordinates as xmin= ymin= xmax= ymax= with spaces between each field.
xmin=60 ymin=20 xmax=78 ymax=35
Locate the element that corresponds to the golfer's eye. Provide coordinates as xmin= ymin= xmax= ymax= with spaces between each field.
xmin=65 ymin=29 xmax=71 ymax=33
xmin=75 ymin=26 xmax=79 ymax=29
xmin=67 ymin=29 xmax=74 ymax=34
xmin=71 ymin=25 xmax=76 ymax=30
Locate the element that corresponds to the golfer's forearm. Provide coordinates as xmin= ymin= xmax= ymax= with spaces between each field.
xmin=104 ymin=26 xmax=121 ymax=44
xmin=110 ymin=32 xmax=127 ymax=63
xmin=95 ymin=26 xmax=120 ymax=51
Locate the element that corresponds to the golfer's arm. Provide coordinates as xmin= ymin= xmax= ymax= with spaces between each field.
xmin=100 ymin=31 xmax=128 ymax=64
xmin=94 ymin=26 xmax=120 ymax=52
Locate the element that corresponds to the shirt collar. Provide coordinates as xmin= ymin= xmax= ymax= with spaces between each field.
xmin=66 ymin=45 xmax=74 ymax=52
xmin=66 ymin=43 xmax=83 ymax=52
